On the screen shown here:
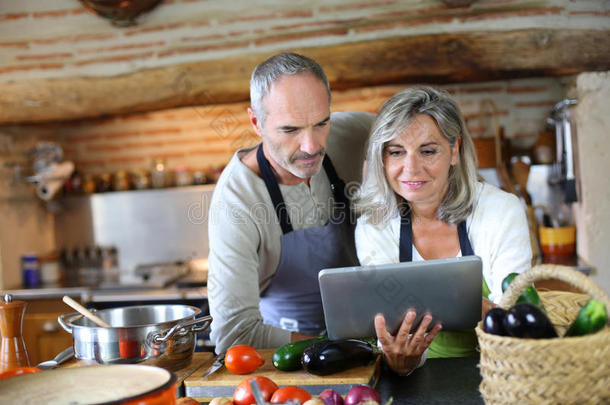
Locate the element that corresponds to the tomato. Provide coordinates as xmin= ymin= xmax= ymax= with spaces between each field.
xmin=233 ymin=376 xmax=278 ymax=405
xmin=0 ymin=367 xmax=41 ymax=380
xmin=270 ymin=386 xmax=312 ymax=404
xmin=225 ymin=345 xmax=265 ymax=374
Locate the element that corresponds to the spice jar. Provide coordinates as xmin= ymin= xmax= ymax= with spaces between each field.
xmin=174 ymin=165 xmax=192 ymax=187
xmin=21 ymin=254 xmax=40 ymax=289
xmin=151 ymin=158 xmax=167 ymax=188
xmin=98 ymin=173 xmax=113 ymax=193
xmin=113 ymin=170 xmax=131 ymax=191
xmin=82 ymin=175 xmax=96 ymax=194
xmin=132 ymin=170 xmax=150 ymax=190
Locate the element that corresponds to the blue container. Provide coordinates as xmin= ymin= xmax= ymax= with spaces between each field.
xmin=22 ymin=254 xmax=40 ymax=288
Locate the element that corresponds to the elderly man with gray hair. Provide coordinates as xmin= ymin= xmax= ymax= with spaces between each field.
xmin=207 ymin=53 xmax=374 ymax=354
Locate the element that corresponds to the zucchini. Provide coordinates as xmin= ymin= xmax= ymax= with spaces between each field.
xmin=565 ymin=299 xmax=608 ymax=337
xmin=502 ymin=272 xmax=545 ymax=310
xmin=301 ymin=339 xmax=382 ymax=376
xmin=272 ymin=336 xmax=327 ymax=371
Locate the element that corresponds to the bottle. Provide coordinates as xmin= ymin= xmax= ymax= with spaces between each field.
xmin=0 ymin=294 xmax=30 ymax=371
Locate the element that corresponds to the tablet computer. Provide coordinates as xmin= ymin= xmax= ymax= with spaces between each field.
xmin=318 ymin=256 xmax=482 ymax=340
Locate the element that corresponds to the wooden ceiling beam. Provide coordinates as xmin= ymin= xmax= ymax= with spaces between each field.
xmin=1 ymin=29 xmax=609 ymax=124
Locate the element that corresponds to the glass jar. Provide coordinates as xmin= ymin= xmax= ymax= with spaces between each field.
xmin=131 ymin=170 xmax=149 ymax=190
xmin=21 ymin=254 xmax=40 ymax=288
xmin=82 ymin=175 xmax=96 ymax=194
xmin=98 ymin=173 xmax=113 ymax=193
xmin=151 ymin=158 xmax=167 ymax=188
xmin=113 ymin=170 xmax=131 ymax=191
xmin=174 ymin=165 xmax=192 ymax=187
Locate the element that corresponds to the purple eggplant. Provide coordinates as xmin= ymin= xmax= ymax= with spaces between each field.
xmin=483 ymin=307 xmax=508 ymax=336
xmin=503 ymin=303 xmax=557 ymax=339
xmin=301 ymin=339 xmax=381 ymax=376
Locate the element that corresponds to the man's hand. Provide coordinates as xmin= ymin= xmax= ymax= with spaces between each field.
xmin=375 ymin=310 xmax=442 ymax=376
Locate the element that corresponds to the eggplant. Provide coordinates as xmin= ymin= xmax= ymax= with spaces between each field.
xmin=482 ymin=307 xmax=508 ymax=336
xmin=503 ymin=303 xmax=558 ymax=339
xmin=301 ymin=339 xmax=382 ymax=376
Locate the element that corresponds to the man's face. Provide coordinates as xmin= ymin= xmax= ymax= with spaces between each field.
xmin=249 ymin=72 xmax=331 ymax=184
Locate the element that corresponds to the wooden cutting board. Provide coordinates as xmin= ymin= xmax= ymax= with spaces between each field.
xmin=184 ymin=349 xmax=380 ymax=401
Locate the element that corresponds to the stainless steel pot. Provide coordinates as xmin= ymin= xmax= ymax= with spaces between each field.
xmin=58 ymin=304 xmax=211 ymax=371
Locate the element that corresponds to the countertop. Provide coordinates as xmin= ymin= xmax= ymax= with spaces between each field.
xmin=377 ymin=356 xmax=483 ymax=404
xmin=2 ymin=285 xmax=207 ymax=303
xmin=62 ymin=352 xmax=483 ymax=404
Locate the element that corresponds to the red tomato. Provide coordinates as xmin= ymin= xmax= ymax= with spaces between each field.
xmin=270 ymin=386 xmax=312 ymax=404
xmin=225 ymin=345 xmax=265 ymax=374
xmin=0 ymin=367 xmax=41 ymax=380
xmin=233 ymin=376 xmax=279 ymax=405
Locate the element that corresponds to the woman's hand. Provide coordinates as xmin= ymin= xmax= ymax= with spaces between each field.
xmin=374 ymin=310 xmax=442 ymax=376
xmin=481 ymin=297 xmax=496 ymax=319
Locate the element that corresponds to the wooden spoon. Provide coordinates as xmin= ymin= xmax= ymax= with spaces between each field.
xmin=62 ymin=296 xmax=111 ymax=328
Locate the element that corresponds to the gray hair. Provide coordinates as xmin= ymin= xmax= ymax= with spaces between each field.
xmin=250 ymin=53 xmax=331 ymax=124
xmin=353 ymin=86 xmax=478 ymax=225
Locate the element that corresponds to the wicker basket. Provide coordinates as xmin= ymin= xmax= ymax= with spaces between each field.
xmin=475 ymin=264 xmax=610 ymax=405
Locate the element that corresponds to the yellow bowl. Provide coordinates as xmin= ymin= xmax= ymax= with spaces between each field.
xmin=539 ymin=226 xmax=575 ymax=256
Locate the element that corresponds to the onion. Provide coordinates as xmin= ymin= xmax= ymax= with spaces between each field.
xmin=319 ymin=389 xmax=344 ymax=405
xmin=303 ymin=399 xmax=326 ymax=405
xmin=344 ymin=385 xmax=380 ymax=405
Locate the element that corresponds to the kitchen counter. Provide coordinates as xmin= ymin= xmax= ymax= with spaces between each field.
xmin=3 ymin=285 xmax=207 ymax=303
xmin=62 ymin=353 xmax=483 ymax=404
xmin=377 ymin=356 xmax=482 ymax=404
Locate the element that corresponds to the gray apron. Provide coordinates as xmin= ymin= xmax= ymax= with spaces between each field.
xmin=399 ymin=206 xmax=479 ymax=357
xmin=257 ymin=144 xmax=359 ymax=335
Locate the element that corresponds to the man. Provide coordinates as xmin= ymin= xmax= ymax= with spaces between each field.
xmin=207 ymin=53 xmax=374 ymax=353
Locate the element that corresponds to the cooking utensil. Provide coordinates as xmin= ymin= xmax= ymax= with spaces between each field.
xmin=62 ymin=295 xmax=111 ymax=328
xmin=36 ymin=346 xmax=74 ymax=370
xmin=58 ymin=304 xmax=212 ymax=371
xmin=0 ymin=364 xmax=177 ymax=404
xmin=548 ymin=99 xmax=578 ymax=202
xmin=250 ymin=378 xmax=267 ymax=405
xmin=201 ymin=351 xmax=225 ymax=378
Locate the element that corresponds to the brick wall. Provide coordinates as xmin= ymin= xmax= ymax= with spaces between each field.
xmin=1 ymin=0 xmax=608 ymax=81
xmin=1 ymin=77 xmax=564 ymax=177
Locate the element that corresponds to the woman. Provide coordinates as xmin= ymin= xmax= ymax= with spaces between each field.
xmin=354 ymin=87 xmax=532 ymax=374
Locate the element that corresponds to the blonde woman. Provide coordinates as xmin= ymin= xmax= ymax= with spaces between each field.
xmin=354 ymin=87 xmax=531 ymax=375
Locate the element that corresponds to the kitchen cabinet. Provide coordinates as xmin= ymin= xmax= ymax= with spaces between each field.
xmin=22 ymin=298 xmax=74 ymax=366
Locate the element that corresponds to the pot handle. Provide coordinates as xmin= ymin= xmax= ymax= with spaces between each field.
xmin=151 ymin=315 xmax=213 ymax=344
xmin=57 ymin=312 xmax=82 ymax=334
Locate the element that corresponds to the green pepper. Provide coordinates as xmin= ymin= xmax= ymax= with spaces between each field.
xmin=565 ymin=299 xmax=608 ymax=337
xmin=502 ymin=272 xmax=545 ymax=310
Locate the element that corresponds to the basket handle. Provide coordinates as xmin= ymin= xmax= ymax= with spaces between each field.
xmin=499 ymin=264 xmax=610 ymax=312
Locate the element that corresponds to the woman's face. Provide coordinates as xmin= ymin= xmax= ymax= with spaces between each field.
xmin=383 ymin=114 xmax=460 ymax=210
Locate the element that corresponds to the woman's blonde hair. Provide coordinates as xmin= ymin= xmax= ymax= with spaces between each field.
xmin=353 ymin=86 xmax=478 ymax=224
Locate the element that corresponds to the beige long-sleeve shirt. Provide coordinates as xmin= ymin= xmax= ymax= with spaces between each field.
xmin=207 ymin=111 xmax=375 ymax=354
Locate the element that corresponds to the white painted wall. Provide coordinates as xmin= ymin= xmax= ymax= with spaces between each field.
xmin=574 ymin=71 xmax=610 ymax=294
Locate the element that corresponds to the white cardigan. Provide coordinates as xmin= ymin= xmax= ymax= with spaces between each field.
xmin=355 ymin=182 xmax=532 ymax=303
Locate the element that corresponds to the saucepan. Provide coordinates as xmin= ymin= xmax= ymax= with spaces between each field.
xmin=58 ymin=304 xmax=211 ymax=371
